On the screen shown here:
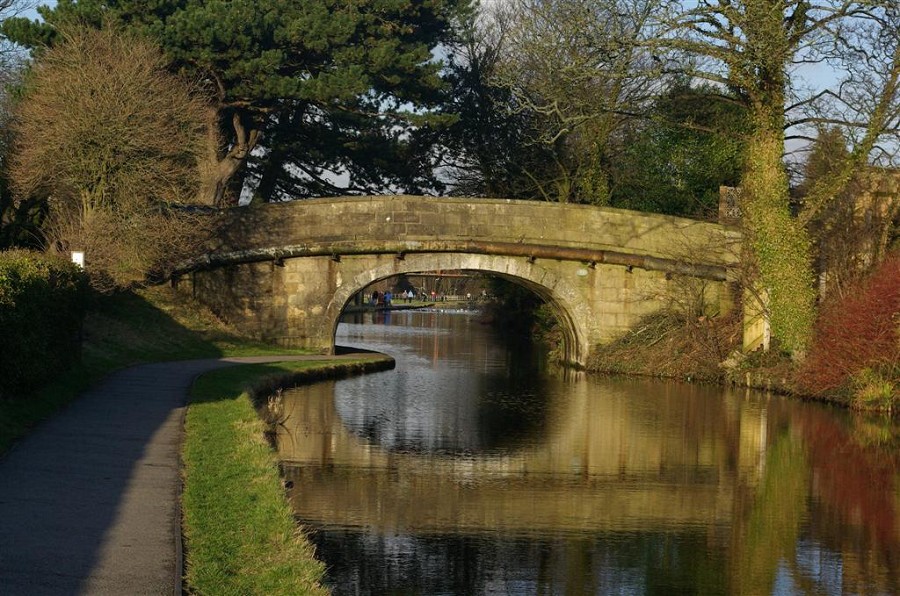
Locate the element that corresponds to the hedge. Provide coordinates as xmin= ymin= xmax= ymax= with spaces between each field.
xmin=0 ymin=250 xmax=89 ymax=398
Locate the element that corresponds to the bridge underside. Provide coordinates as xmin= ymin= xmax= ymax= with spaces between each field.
xmin=185 ymin=251 xmax=732 ymax=366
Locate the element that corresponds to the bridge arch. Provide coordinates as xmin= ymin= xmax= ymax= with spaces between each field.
xmin=328 ymin=253 xmax=591 ymax=364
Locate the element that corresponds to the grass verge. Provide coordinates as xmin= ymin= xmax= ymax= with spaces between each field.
xmin=182 ymin=357 xmax=393 ymax=595
xmin=0 ymin=285 xmax=313 ymax=455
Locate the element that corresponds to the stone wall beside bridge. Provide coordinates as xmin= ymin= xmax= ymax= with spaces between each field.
xmin=180 ymin=196 xmax=741 ymax=366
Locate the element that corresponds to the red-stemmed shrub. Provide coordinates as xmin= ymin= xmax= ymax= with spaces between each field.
xmin=797 ymin=253 xmax=900 ymax=396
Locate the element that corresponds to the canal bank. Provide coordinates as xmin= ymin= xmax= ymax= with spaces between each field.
xmin=580 ymin=256 xmax=899 ymax=411
xmin=341 ymin=299 xmax=482 ymax=314
xmin=582 ymin=308 xmax=895 ymax=410
xmin=182 ymin=355 xmax=394 ymax=595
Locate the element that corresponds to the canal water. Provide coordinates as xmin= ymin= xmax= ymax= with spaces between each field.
xmin=271 ymin=309 xmax=899 ymax=595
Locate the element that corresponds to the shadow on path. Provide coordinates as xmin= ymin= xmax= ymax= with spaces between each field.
xmin=0 ymin=355 xmax=350 ymax=595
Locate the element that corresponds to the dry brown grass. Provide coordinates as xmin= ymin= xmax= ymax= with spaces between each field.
xmin=587 ymin=309 xmax=743 ymax=382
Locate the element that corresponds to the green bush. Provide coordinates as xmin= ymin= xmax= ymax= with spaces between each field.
xmin=850 ymin=367 xmax=898 ymax=413
xmin=0 ymin=250 xmax=89 ymax=398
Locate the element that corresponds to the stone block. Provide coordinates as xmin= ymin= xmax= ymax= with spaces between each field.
xmin=596 ymin=287 xmax=623 ymax=303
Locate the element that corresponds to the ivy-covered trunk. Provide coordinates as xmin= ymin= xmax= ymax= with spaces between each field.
xmin=735 ymin=0 xmax=817 ymax=356
xmin=741 ymin=106 xmax=816 ymax=355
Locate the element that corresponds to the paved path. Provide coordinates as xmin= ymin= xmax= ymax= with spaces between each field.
xmin=0 ymin=355 xmax=357 ymax=595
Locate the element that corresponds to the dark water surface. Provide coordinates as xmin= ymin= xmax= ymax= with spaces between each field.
xmin=272 ymin=309 xmax=900 ymax=595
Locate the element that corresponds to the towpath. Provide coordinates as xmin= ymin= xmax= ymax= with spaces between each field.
xmin=0 ymin=355 xmax=356 ymax=595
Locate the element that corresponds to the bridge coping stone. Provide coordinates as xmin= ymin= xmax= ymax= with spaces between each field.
xmin=212 ymin=195 xmax=739 ymax=268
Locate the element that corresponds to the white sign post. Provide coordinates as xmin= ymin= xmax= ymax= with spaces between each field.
xmin=71 ymin=251 xmax=85 ymax=269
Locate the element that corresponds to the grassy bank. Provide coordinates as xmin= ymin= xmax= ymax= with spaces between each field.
xmin=586 ymin=307 xmax=897 ymax=410
xmin=585 ymin=309 xmax=803 ymax=398
xmin=1 ymin=275 xmax=397 ymax=591
xmin=587 ymin=310 xmax=743 ymax=384
xmin=0 ymin=285 xmax=312 ymax=454
xmin=594 ymin=256 xmax=898 ymax=411
xmin=182 ymin=358 xmax=394 ymax=595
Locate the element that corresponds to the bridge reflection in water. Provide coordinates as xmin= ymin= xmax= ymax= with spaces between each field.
xmin=270 ymin=311 xmax=900 ymax=595
xmin=277 ymin=378 xmax=767 ymax=535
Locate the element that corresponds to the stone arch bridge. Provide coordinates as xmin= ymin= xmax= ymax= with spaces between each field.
xmin=179 ymin=196 xmax=740 ymax=366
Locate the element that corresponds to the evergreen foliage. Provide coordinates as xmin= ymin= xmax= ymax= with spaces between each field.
xmin=0 ymin=250 xmax=89 ymax=398
xmin=654 ymin=0 xmax=838 ymax=355
xmin=3 ymin=0 xmax=472 ymax=203
xmin=490 ymin=0 xmax=665 ymax=204
xmin=799 ymin=128 xmax=851 ymax=191
xmin=441 ymin=12 xmax=558 ymax=199
xmin=609 ymin=81 xmax=748 ymax=219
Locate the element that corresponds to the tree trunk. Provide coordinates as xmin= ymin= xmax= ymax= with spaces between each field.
xmin=196 ymin=108 xmax=261 ymax=207
xmin=252 ymin=131 xmax=289 ymax=204
xmin=736 ymin=0 xmax=816 ymax=356
xmin=741 ymin=106 xmax=816 ymax=355
xmin=197 ymin=153 xmax=246 ymax=207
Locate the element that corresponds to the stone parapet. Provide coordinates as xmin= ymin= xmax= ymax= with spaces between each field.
xmin=207 ymin=196 xmax=740 ymax=268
